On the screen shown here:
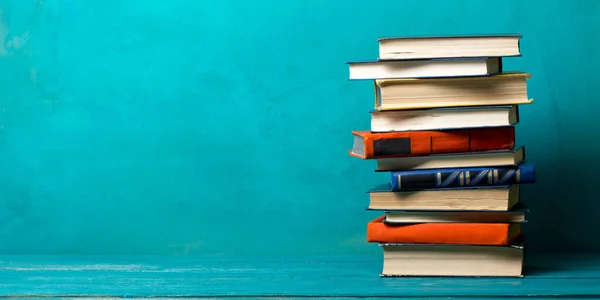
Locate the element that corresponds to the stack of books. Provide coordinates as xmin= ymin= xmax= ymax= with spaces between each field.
xmin=347 ymin=34 xmax=535 ymax=277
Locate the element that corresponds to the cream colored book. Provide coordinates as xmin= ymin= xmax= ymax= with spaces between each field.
xmin=368 ymin=184 xmax=519 ymax=211
xmin=384 ymin=207 xmax=526 ymax=223
xmin=370 ymin=105 xmax=519 ymax=132
xmin=374 ymin=72 xmax=532 ymax=110
xmin=380 ymin=241 xmax=524 ymax=277
xmin=375 ymin=147 xmax=525 ymax=172
xmin=378 ymin=34 xmax=522 ymax=60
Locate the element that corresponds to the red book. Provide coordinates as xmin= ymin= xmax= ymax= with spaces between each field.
xmin=349 ymin=126 xmax=515 ymax=159
xmin=367 ymin=216 xmax=522 ymax=246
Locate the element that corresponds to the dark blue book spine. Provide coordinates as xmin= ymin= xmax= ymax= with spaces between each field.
xmin=390 ymin=163 xmax=535 ymax=190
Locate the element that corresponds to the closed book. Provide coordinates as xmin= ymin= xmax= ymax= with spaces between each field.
xmin=375 ymin=147 xmax=525 ymax=171
xmin=373 ymin=72 xmax=531 ymax=110
xmin=378 ymin=34 xmax=522 ymax=60
xmin=370 ymin=105 xmax=519 ymax=132
xmin=367 ymin=216 xmax=521 ymax=246
xmin=347 ymin=57 xmax=501 ymax=80
xmin=368 ymin=184 xmax=519 ymax=211
xmin=380 ymin=240 xmax=524 ymax=277
xmin=349 ymin=127 xmax=515 ymax=159
xmin=390 ymin=163 xmax=535 ymax=190
xmin=383 ymin=205 xmax=528 ymax=224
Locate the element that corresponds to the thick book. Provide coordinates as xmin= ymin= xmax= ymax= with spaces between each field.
xmin=375 ymin=147 xmax=525 ymax=171
xmin=349 ymin=127 xmax=515 ymax=159
xmin=384 ymin=205 xmax=528 ymax=224
xmin=374 ymin=72 xmax=532 ymax=110
xmin=380 ymin=240 xmax=524 ymax=277
xmin=371 ymin=105 xmax=519 ymax=132
xmin=367 ymin=215 xmax=521 ymax=245
xmin=378 ymin=34 xmax=522 ymax=60
xmin=347 ymin=57 xmax=501 ymax=80
xmin=367 ymin=184 xmax=520 ymax=211
xmin=390 ymin=163 xmax=535 ymax=190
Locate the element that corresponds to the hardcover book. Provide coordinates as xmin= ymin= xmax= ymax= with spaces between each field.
xmin=350 ymin=127 xmax=515 ymax=159
xmin=367 ymin=215 xmax=522 ymax=245
xmin=390 ymin=163 xmax=535 ymax=190
xmin=378 ymin=34 xmax=522 ymax=60
xmin=373 ymin=72 xmax=532 ymax=110
xmin=370 ymin=105 xmax=519 ymax=132
xmin=383 ymin=205 xmax=528 ymax=224
xmin=347 ymin=57 xmax=501 ymax=80
xmin=367 ymin=184 xmax=520 ymax=211
xmin=380 ymin=239 xmax=524 ymax=277
xmin=375 ymin=147 xmax=525 ymax=171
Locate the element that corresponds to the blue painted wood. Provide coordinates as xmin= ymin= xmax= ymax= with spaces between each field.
xmin=0 ymin=254 xmax=599 ymax=298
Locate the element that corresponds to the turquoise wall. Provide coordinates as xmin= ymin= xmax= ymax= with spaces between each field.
xmin=0 ymin=0 xmax=598 ymax=255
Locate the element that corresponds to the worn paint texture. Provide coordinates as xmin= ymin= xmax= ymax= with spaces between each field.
xmin=0 ymin=0 xmax=599 ymax=255
xmin=0 ymin=254 xmax=598 ymax=297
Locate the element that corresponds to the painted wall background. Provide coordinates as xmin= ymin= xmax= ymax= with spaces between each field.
xmin=0 ymin=0 xmax=598 ymax=255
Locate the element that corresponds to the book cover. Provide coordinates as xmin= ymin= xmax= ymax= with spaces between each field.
xmin=390 ymin=163 xmax=535 ymax=190
xmin=377 ymin=33 xmax=522 ymax=41
xmin=349 ymin=127 xmax=515 ymax=159
xmin=347 ymin=57 xmax=502 ymax=80
xmin=367 ymin=216 xmax=521 ymax=246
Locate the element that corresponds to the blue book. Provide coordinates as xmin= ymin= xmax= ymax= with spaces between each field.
xmin=390 ymin=163 xmax=535 ymax=190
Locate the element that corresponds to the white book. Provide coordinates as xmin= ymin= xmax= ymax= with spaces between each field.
xmin=370 ymin=106 xmax=519 ymax=132
xmin=347 ymin=57 xmax=501 ymax=80
xmin=384 ymin=208 xmax=526 ymax=224
xmin=375 ymin=147 xmax=525 ymax=171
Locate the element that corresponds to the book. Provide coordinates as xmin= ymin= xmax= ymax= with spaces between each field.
xmin=367 ymin=215 xmax=521 ymax=245
xmin=370 ymin=105 xmax=519 ymax=132
xmin=347 ymin=57 xmax=501 ymax=80
xmin=378 ymin=34 xmax=522 ymax=60
xmin=367 ymin=184 xmax=519 ymax=211
xmin=390 ymin=163 xmax=535 ymax=190
xmin=383 ymin=205 xmax=527 ymax=224
xmin=349 ymin=127 xmax=515 ymax=159
xmin=375 ymin=147 xmax=525 ymax=171
xmin=379 ymin=241 xmax=524 ymax=277
xmin=374 ymin=72 xmax=531 ymax=110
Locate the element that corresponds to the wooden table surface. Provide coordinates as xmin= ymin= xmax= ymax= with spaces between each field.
xmin=0 ymin=253 xmax=598 ymax=298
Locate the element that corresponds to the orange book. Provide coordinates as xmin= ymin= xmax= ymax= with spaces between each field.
xmin=349 ymin=126 xmax=515 ymax=159
xmin=367 ymin=216 xmax=521 ymax=246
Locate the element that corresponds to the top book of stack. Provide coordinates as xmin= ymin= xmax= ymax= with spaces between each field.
xmin=348 ymin=34 xmax=522 ymax=80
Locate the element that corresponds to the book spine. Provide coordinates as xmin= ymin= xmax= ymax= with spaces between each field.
xmin=357 ymin=127 xmax=515 ymax=159
xmin=390 ymin=164 xmax=535 ymax=190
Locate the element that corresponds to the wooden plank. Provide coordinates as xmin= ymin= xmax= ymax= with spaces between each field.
xmin=0 ymin=254 xmax=599 ymax=298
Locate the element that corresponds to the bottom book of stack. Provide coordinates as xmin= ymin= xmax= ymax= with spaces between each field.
xmin=379 ymin=239 xmax=524 ymax=277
